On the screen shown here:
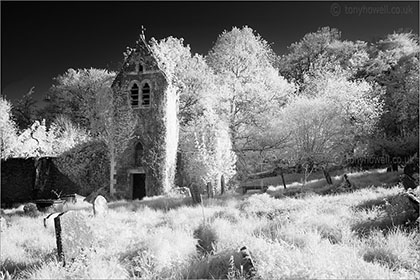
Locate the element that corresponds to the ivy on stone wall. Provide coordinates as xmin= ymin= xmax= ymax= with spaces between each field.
xmin=53 ymin=140 xmax=109 ymax=196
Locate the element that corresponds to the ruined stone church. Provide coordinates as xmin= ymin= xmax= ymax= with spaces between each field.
xmin=110 ymin=33 xmax=178 ymax=200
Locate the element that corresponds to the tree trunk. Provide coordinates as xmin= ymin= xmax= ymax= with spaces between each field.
xmin=110 ymin=152 xmax=116 ymax=196
xmin=207 ymin=182 xmax=214 ymax=198
xmin=190 ymin=183 xmax=202 ymax=204
xmin=221 ymin=175 xmax=225 ymax=194
xmin=323 ymin=168 xmax=333 ymax=185
xmin=280 ymin=172 xmax=287 ymax=189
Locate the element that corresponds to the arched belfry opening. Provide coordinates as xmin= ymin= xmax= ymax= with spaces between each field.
xmin=141 ymin=83 xmax=151 ymax=107
xmin=130 ymin=83 xmax=140 ymax=107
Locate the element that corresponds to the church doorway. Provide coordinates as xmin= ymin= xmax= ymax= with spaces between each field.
xmin=132 ymin=173 xmax=146 ymax=200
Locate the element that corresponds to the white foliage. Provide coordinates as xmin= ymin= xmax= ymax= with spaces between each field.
xmin=207 ymin=26 xmax=296 ymax=152
xmin=0 ymin=98 xmax=18 ymax=159
xmin=180 ymin=109 xmax=236 ymax=188
xmin=278 ymin=67 xmax=384 ymax=165
xmin=15 ymin=117 xmax=90 ymax=158
xmin=163 ymin=84 xmax=179 ymax=192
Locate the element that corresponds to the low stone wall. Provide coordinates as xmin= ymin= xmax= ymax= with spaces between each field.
xmin=1 ymin=158 xmax=80 ymax=207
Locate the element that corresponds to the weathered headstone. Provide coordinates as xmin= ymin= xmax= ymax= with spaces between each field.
xmin=44 ymin=212 xmax=61 ymax=228
xmin=54 ymin=211 xmax=94 ymax=266
xmin=93 ymin=195 xmax=108 ymax=216
xmin=84 ymin=187 xmax=109 ymax=204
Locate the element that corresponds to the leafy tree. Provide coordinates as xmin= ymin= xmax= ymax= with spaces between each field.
xmin=94 ymin=86 xmax=137 ymax=195
xmin=179 ymin=108 xmax=236 ymax=193
xmin=45 ymin=68 xmax=115 ymax=131
xmin=14 ymin=116 xmax=90 ymax=158
xmin=355 ymin=32 xmax=420 ymax=167
xmin=276 ymin=65 xmax=384 ymax=183
xmin=279 ymin=27 xmax=341 ymax=84
xmin=363 ymin=32 xmax=419 ymax=138
xmin=151 ymin=36 xmax=236 ymax=189
xmin=207 ymin=26 xmax=295 ymax=174
xmin=0 ymin=97 xmax=18 ymax=159
xmin=49 ymin=115 xmax=91 ymax=155
xmin=150 ymin=36 xmax=217 ymax=127
xmin=279 ymin=26 xmax=369 ymax=87
xmin=15 ymin=120 xmax=53 ymax=158
xmin=11 ymin=86 xmax=38 ymax=130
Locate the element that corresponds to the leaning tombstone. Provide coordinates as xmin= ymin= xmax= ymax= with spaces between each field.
xmin=54 ymin=211 xmax=94 ymax=266
xmin=44 ymin=212 xmax=61 ymax=228
xmin=93 ymin=195 xmax=108 ymax=216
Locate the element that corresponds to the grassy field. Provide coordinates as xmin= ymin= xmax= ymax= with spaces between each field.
xmin=1 ymin=171 xmax=419 ymax=279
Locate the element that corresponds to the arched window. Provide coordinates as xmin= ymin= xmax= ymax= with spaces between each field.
xmin=130 ymin=83 xmax=139 ymax=107
xmin=134 ymin=142 xmax=144 ymax=166
xmin=142 ymin=83 xmax=150 ymax=107
xmin=138 ymin=64 xmax=144 ymax=73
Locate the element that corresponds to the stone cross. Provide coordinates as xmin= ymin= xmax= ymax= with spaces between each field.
xmin=54 ymin=211 xmax=94 ymax=266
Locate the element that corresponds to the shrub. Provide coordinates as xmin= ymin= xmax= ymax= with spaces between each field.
xmin=212 ymin=208 xmax=241 ymax=224
xmin=194 ymin=223 xmax=218 ymax=255
xmin=186 ymin=249 xmax=238 ymax=280
xmin=362 ymin=229 xmax=419 ymax=271
xmin=23 ymin=203 xmax=40 ymax=217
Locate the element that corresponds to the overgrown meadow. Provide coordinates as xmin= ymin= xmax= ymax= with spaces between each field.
xmin=1 ymin=171 xmax=419 ymax=279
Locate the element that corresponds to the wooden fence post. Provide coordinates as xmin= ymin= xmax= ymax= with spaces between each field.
xmin=54 ymin=212 xmax=66 ymax=266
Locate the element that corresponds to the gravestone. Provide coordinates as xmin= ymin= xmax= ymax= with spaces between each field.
xmin=54 ymin=211 xmax=94 ymax=266
xmin=44 ymin=212 xmax=61 ymax=228
xmin=93 ymin=195 xmax=108 ymax=216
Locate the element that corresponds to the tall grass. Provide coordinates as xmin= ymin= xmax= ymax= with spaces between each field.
xmin=1 ymin=183 xmax=419 ymax=279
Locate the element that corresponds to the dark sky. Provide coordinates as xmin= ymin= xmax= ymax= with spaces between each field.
xmin=1 ymin=1 xmax=419 ymax=105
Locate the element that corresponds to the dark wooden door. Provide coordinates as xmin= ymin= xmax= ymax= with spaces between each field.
xmin=132 ymin=174 xmax=146 ymax=200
